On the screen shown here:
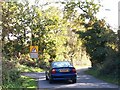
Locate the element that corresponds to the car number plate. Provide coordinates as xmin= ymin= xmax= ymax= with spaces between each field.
xmin=60 ymin=69 xmax=69 ymax=72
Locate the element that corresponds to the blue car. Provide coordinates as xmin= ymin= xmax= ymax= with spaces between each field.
xmin=45 ymin=61 xmax=77 ymax=84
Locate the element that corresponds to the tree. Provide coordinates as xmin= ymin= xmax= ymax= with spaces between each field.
xmin=77 ymin=19 xmax=117 ymax=67
xmin=62 ymin=0 xmax=118 ymax=68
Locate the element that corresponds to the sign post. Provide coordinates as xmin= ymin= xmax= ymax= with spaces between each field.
xmin=118 ymin=1 xmax=120 ymax=52
xmin=30 ymin=46 xmax=38 ymax=58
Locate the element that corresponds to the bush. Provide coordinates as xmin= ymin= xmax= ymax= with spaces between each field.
xmin=9 ymin=69 xmax=20 ymax=82
xmin=19 ymin=59 xmax=36 ymax=67
xmin=98 ymin=55 xmax=119 ymax=77
xmin=37 ymin=59 xmax=47 ymax=69
xmin=2 ymin=60 xmax=21 ymax=86
xmin=19 ymin=54 xmax=37 ymax=67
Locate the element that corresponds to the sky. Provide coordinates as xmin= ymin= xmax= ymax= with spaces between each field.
xmin=97 ymin=0 xmax=120 ymax=32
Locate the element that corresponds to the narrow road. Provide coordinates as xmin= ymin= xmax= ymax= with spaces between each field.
xmin=22 ymin=67 xmax=120 ymax=90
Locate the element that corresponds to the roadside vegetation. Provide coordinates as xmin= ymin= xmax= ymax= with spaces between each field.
xmin=2 ymin=58 xmax=38 ymax=88
xmin=3 ymin=75 xmax=37 ymax=89
xmin=1 ymin=0 xmax=120 ymax=88
xmin=85 ymin=68 xmax=119 ymax=85
xmin=18 ymin=64 xmax=44 ymax=73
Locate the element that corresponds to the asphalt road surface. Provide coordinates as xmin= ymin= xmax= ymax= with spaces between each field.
xmin=22 ymin=67 xmax=120 ymax=90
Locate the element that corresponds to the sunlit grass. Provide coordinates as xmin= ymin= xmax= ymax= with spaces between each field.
xmin=17 ymin=64 xmax=44 ymax=72
xmin=21 ymin=76 xmax=37 ymax=88
xmin=74 ymin=64 xmax=91 ymax=69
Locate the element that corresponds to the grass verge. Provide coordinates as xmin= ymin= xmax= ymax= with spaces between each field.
xmin=85 ymin=69 xmax=120 ymax=86
xmin=2 ymin=75 xmax=37 ymax=89
xmin=20 ymin=76 xmax=37 ymax=88
xmin=17 ymin=64 xmax=44 ymax=72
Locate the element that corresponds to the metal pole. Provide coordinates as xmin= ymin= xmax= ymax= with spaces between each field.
xmin=118 ymin=1 xmax=120 ymax=53
xmin=118 ymin=30 xmax=120 ymax=53
xmin=31 ymin=28 xmax=32 ymax=46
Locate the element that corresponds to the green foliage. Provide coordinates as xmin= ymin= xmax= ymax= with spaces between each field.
xmin=63 ymin=0 xmax=100 ymax=20
xmin=2 ymin=1 xmax=119 ymax=85
xmin=85 ymin=68 xmax=120 ymax=85
xmin=63 ymin=0 xmax=119 ymax=81
xmin=2 ymin=57 xmax=39 ymax=88
xmin=2 ymin=1 xmax=31 ymax=57
xmin=19 ymin=59 xmax=36 ymax=67
xmin=99 ymin=59 xmax=119 ymax=76
xmin=2 ymin=0 xmax=87 ymax=66
xmin=2 ymin=60 xmax=21 ymax=86
xmin=2 ymin=75 xmax=37 ymax=88
xmin=18 ymin=64 xmax=44 ymax=72
xmin=1 ymin=1 xmax=58 ymax=63
xmin=77 ymin=20 xmax=117 ymax=67
xmin=21 ymin=76 xmax=37 ymax=88
xmin=98 ymin=54 xmax=119 ymax=78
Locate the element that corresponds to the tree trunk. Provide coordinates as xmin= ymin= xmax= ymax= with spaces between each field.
xmin=90 ymin=59 xmax=97 ymax=69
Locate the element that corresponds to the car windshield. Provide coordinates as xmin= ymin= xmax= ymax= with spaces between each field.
xmin=52 ymin=61 xmax=73 ymax=68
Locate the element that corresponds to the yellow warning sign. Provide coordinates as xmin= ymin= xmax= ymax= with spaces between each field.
xmin=30 ymin=46 xmax=38 ymax=53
